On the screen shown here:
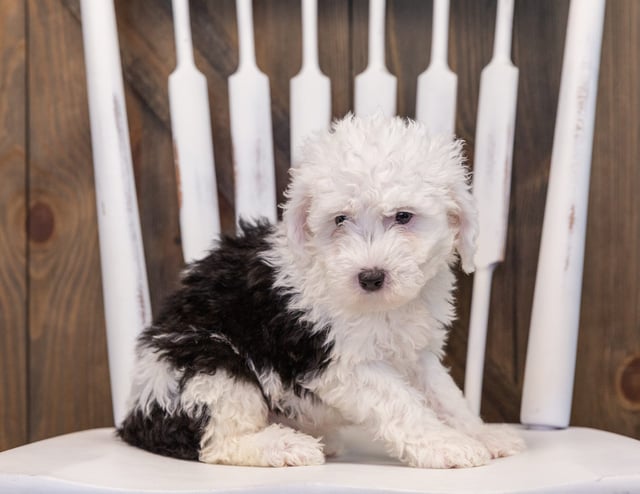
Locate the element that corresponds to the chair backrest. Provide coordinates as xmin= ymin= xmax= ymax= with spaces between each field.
xmin=79 ymin=0 xmax=605 ymax=429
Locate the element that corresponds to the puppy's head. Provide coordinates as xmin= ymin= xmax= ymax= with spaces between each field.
xmin=283 ymin=114 xmax=477 ymax=313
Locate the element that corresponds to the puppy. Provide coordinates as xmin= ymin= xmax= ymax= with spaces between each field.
xmin=118 ymin=114 xmax=524 ymax=468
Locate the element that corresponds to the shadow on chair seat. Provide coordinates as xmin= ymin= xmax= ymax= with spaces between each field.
xmin=1 ymin=426 xmax=639 ymax=493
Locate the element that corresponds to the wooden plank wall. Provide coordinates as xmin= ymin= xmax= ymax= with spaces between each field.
xmin=0 ymin=0 xmax=27 ymax=451
xmin=0 ymin=0 xmax=638 ymax=451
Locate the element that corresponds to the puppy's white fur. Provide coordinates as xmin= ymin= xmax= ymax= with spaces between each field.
xmin=268 ymin=114 xmax=523 ymax=467
xmin=128 ymin=114 xmax=524 ymax=468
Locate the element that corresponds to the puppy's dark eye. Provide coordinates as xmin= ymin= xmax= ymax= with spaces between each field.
xmin=395 ymin=212 xmax=413 ymax=225
xmin=335 ymin=215 xmax=348 ymax=226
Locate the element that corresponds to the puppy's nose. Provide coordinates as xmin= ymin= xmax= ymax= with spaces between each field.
xmin=358 ymin=269 xmax=385 ymax=292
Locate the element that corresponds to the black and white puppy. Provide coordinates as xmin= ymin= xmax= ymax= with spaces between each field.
xmin=118 ymin=115 xmax=524 ymax=468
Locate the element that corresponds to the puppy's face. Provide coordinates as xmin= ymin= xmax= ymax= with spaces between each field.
xmin=305 ymin=183 xmax=455 ymax=312
xmin=283 ymin=115 xmax=477 ymax=313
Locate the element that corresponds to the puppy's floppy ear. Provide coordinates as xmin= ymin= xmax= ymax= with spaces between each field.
xmin=282 ymin=168 xmax=312 ymax=255
xmin=448 ymin=179 xmax=478 ymax=273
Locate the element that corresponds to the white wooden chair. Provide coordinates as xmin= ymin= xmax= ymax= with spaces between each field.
xmin=1 ymin=0 xmax=640 ymax=492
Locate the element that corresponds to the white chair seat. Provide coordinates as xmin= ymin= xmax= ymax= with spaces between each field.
xmin=1 ymin=426 xmax=639 ymax=493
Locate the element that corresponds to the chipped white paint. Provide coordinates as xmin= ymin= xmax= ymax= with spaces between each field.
xmin=169 ymin=0 xmax=220 ymax=263
xmin=354 ymin=0 xmax=397 ymax=117
xmin=290 ymin=0 xmax=331 ymax=167
xmin=80 ymin=0 xmax=152 ymax=426
xmin=415 ymin=0 xmax=457 ymax=136
xmin=229 ymin=0 xmax=277 ymax=225
xmin=464 ymin=0 xmax=518 ymax=415
xmin=521 ymin=0 xmax=606 ymax=429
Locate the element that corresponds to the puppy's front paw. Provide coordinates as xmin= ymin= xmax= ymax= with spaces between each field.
xmin=265 ymin=426 xmax=326 ymax=467
xmin=320 ymin=430 xmax=345 ymax=458
xmin=469 ymin=424 xmax=526 ymax=459
xmin=401 ymin=430 xmax=491 ymax=469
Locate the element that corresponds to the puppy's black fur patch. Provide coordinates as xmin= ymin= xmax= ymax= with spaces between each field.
xmin=117 ymin=221 xmax=333 ymax=460
xmin=118 ymin=401 xmax=209 ymax=461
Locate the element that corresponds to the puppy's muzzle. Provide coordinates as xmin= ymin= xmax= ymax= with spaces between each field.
xmin=358 ymin=269 xmax=386 ymax=292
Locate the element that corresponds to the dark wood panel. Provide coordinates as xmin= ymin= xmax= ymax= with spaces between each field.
xmin=387 ymin=0 xmax=431 ymax=118
xmin=478 ymin=0 xmax=570 ymax=422
xmin=446 ymin=0 xmax=502 ymax=419
xmin=27 ymin=0 xmax=112 ymax=441
xmin=318 ymin=1 xmax=352 ymax=119
xmin=255 ymin=0 xmax=302 ymax=204
xmin=189 ymin=0 xmax=238 ymax=232
xmin=253 ymin=0 xmax=352 ymax=202
xmin=112 ymin=0 xmax=188 ymax=309
xmin=0 ymin=0 xmax=27 ymax=452
xmin=509 ymin=0 xmax=568 ymax=417
xmin=126 ymin=83 xmax=185 ymax=312
xmin=351 ymin=0 xmax=368 ymax=89
xmin=575 ymin=0 xmax=640 ymax=437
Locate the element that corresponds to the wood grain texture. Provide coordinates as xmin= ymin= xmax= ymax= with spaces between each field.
xmin=478 ymin=0 xmax=570 ymax=422
xmin=0 ymin=0 xmax=27 ymax=451
xmin=112 ymin=0 xmax=186 ymax=310
xmin=122 ymin=0 xmax=237 ymax=235
xmin=318 ymin=1 xmax=351 ymax=119
xmin=2 ymin=0 xmax=639 ymax=452
xmin=188 ymin=0 xmax=238 ymax=233
xmin=507 ymin=0 xmax=569 ymax=422
xmin=254 ymin=0 xmax=301 ymax=203
xmin=386 ymin=0 xmax=431 ymax=118
xmin=443 ymin=0 xmax=496 ymax=413
xmin=575 ymin=0 xmax=640 ymax=438
xmin=27 ymin=0 xmax=112 ymax=442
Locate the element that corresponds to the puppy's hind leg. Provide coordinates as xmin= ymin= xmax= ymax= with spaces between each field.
xmin=182 ymin=371 xmax=325 ymax=467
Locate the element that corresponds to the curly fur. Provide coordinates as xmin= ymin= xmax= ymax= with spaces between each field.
xmin=118 ymin=114 xmax=524 ymax=468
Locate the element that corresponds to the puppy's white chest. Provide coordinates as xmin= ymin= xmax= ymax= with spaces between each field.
xmin=332 ymin=307 xmax=441 ymax=368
